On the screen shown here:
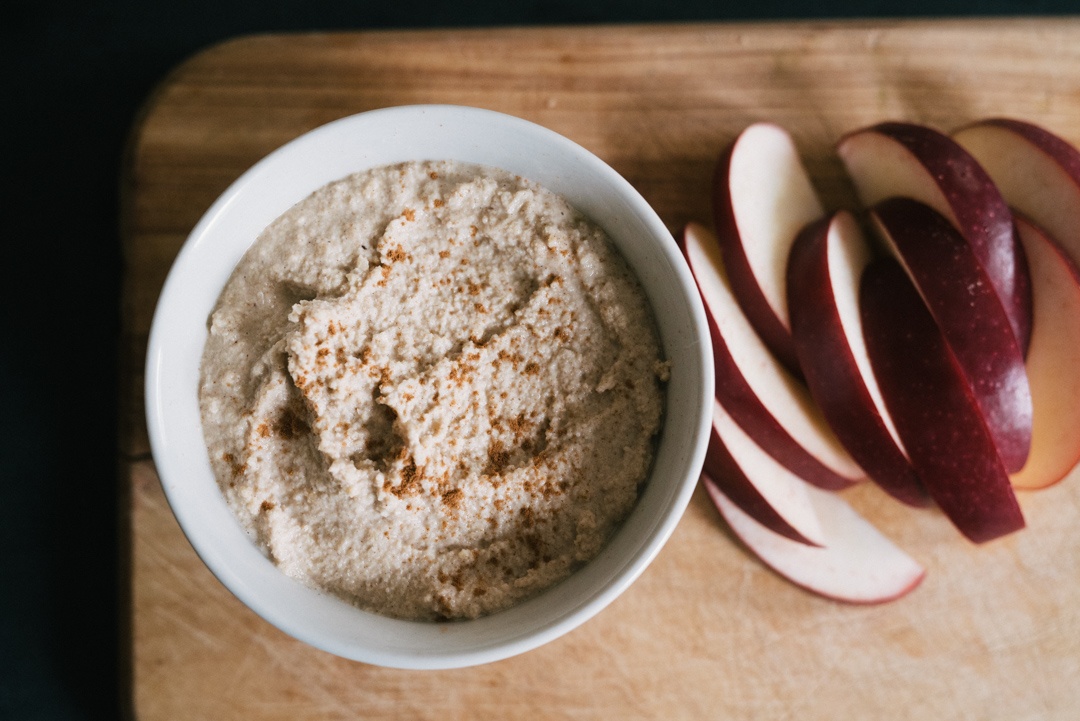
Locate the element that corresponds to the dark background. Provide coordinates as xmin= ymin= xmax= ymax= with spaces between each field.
xmin=5 ymin=1 xmax=1077 ymax=718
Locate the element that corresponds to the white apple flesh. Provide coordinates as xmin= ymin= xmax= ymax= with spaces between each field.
xmin=860 ymin=257 xmax=1025 ymax=544
xmin=954 ymin=118 xmax=1080 ymax=269
xmin=786 ymin=211 xmax=928 ymax=506
xmin=703 ymin=474 xmax=926 ymax=604
xmin=838 ymin=121 xmax=1032 ymax=351
xmin=705 ymin=399 xmax=826 ymax=546
xmin=680 ymin=222 xmax=864 ymax=491
xmin=870 ymin=197 xmax=1033 ymax=474
xmin=1010 ymin=216 xmax=1080 ymax=489
xmin=713 ymin=122 xmax=825 ymax=376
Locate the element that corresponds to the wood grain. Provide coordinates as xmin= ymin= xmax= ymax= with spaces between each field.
xmin=121 ymin=19 xmax=1080 ymax=720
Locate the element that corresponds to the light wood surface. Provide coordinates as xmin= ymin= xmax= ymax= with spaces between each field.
xmin=121 ymin=19 xmax=1080 ymax=720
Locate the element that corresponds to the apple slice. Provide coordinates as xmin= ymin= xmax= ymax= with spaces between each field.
xmin=953 ymin=118 xmax=1080 ymax=269
xmin=680 ymin=222 xmax=863 ymax=491
xmin=1010 ymin=216 xmax=1080 ymax=489
xmin=713 ymin=122 xmax=825 ymax=376
xmin=860 ymin=257 xmax=1024 ymax=543
xmin=870 ymin=197 xmax=1033 ymax=474
xmin=703 ymin=475 xmax=926 ymax=604
xmin=786 ymin=211 xmax=927 ymax=506
xmin=705 ymin=399 xmax=825 ymax=547
xmin=838 ymin=121 xmax=1032 ymax=350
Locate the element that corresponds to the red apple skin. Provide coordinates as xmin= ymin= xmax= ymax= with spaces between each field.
xmin=860 ymin=257 xmax=1025 ymax=544
xmin=838 ymin=121 xmax=1032 ymax=351
xmin=713 ymin=125 xmax=815 ymax=378
xmin=702 ymin=426 xmax=819 ymax=546
xmin=1010 ymin=216 xmax=1080 ymax=490
xmin=678 ymin=224 xmax=861 ymax=491
xmin=786 ymin=212 xmax=928 ymax=507
xmin=953 ymin=118 xmax=1080 ymax=270
xmin=871 ymin=197 xmax=1033 ymax=474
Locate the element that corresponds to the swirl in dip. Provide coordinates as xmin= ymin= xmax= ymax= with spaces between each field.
xmin=199 ymin=160 xmax=667 ymax=620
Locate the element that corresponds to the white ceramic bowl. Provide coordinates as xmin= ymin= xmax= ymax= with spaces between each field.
xmin=146 ymin=105 xmax=713 ymax=669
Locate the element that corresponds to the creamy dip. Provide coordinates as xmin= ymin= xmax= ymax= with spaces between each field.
xmin=199 ymin=160 xmax=667 ymax=620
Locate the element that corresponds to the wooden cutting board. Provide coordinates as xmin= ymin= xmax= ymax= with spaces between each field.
xmin=120 ymin=19 xmax=1080 ymax=720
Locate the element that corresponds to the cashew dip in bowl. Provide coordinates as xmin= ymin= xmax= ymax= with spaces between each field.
xmin=146 ymin=105 xmax=712 ymax=668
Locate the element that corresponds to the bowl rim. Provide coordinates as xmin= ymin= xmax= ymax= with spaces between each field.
xmin=145 ymin=104 xmax=713 ymax=669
